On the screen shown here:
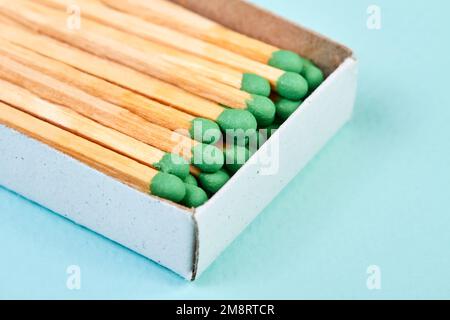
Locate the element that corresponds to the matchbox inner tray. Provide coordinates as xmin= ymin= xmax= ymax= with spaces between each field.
xmin=0 ymin=0 xmax=357 ymax=280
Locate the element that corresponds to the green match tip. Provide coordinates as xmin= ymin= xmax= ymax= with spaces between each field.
xmin=182 ymin=184 xmax=209 ymax=208
xmin=191 ymin=144 xmax=224 ymax=173
xmin=189 ymin=118 xmax=222 ymax=144
xmin=217 ymin=108 xmax=257 ymax=134
xmin=246 ymin=94 xmax=276 ymax=127
xmin=224 ymin=145 xmax=251 ymax=175
xmin=153 ymin=153 xmax=190 ymax=179
xmin=276 ymin=72 xmax=309 ymax=101
xmin=241 ymin=73 xmax=271 ymax=97
xmin=302 ymin=61 xmax=325 ymax=91
xmin=150 ymin=172 xmax=186 ymax=203
xmin=217 ymin=108 xmax=257 ymax=146
xmin=269 ymin=50 xmax=304 ymax=73
xmin=184 ymin=174 xmax=198 ymax=186
xmin=275 ymin=98 xmax=302 ymax=122
xmin=198 ymin=169 xmax=230 ymax=194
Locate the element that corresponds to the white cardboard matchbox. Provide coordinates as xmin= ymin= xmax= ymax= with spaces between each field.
xmin=0 ymin=0 xmax=357 ymax=280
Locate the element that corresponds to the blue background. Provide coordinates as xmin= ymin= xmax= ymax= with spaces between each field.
xmin=1 ymin=0 xmax=449 ymax=299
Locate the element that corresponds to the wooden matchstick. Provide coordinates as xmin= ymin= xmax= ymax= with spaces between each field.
xmin=0 ymin=38 xmax=222 ymax=145
xmin=0 ymin=101 xmax=190 ymax=204
xmin=0 ymin=0 xmax=276 ymax=126
xmin=0 ymin=78 xmax=192 ymax=180
xmin=0 ymin=77 xmax=223 ymax=197
xmin=36 ymin=0 xmax=309 ymax=100
xmin=101 ymin=0 xmax=307 ymax=73
xmin=38 ymin=0 xmax=273 ymax=96
xmin=0 ymin=55 xmax=224 ymax=173
xmin=0 ymin=20 xmax=258 ymax=133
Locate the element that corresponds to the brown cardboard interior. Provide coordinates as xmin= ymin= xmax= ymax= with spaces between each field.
xmin=170 ymin=0 xmax=353 ymax=76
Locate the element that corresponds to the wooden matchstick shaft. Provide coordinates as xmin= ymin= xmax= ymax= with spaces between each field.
xmin=0 ymin=101 xmax=156 ymax=193
xmin=0 ymin=55 xmax=197 ymax=160
xmin=0 ymin=38 xmax=195 ymax=134
xmin=0 ymin=0 xmax=251 ymax=109
xmin=0 ymin=78 xmax=172 ymax=170
xmin=0 ymin=20 xmax=224 ymax=121
xmin=101 ymin=0 xmax=279 ymax=63
xmin=36 ymin=0 xmax=284 ymax=86
xmin=189 ymin=166 xmax=202 ymax=178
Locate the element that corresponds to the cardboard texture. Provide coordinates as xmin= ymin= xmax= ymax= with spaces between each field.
xmin=0 ymin=0 xmax=357 ymax=280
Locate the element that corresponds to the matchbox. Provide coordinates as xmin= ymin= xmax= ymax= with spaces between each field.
xmin=0 ymin=0 xmax=357 ymax=280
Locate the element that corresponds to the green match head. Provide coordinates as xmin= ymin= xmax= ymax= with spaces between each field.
xmin=276 ymin=72 xmax=309 ymax=100
xmin=241 ymin=73 xmax=271 ymax=97
xmin=153 ymin=153 xmax=190 ymax=179
xmin=183 ymin=174 xmax=198 ymax=186
xmin=182 ymin=184 xmax=209 ymax=208
xmin=275 ymin=98 xmax=302 ymax=122
xmin=302 ymin=62 xmax=324 ymax=91
xmin=217 ymin=108 xmax=258 ymax=146
xmin=303 ymin=59 xmax=313 ymax=68
xmin=224 ymin=144 xmax=251 ymax=174
xmin=189 ymin=118 xmax=222 ymax=144
xmin=245 ymin=94 xmax=276 ymax=127
xmin=150 ymin=172 xmax=186 ymax=203
xmin=268 ymin=50 xmax=304 ymax=73
xmin=216 ymin=108 xmax=257 ymax=134
xmin=198 ymin=169 xmax=230 ymax=194
xmin=191 ymin=143 xmax=224 ymax=173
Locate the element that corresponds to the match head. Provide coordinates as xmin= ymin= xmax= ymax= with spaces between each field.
xmin=198 ymin=169 xmax=231 ymax=194
xmin=216 ymin=108 xmax=257 ymax=135
xmin=191 ymin=143 xmax=224 ymax=173
xmin=276 ymin=72 xmax=309 ymax=101
xmin=302 ymin=62 xmax=325 ymax=91
xmin=153 ymin=153 xmax=190 ymax=179
xmin=241 ymin=73 xmax=271 ymax=97
xmin=182 ymin=184 xmax=209 ymax=208
xmin=224 ymin=145 xmax=251 ymax=174
xmin=184 ymin=174 xmax=198 ymax=186
xmin=275 ymin=98 xmax=302 ymax=122
xmin=268 ymin=50 xmax=304 ymax=73
xmin=245 ymin=95 xmax=276 ymax=127
xmin=189 ymin=118 xmax=222 ymax=144
xmin=150 ymin=172 xmax=186 ymax=203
